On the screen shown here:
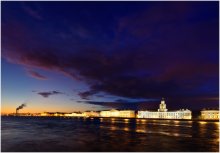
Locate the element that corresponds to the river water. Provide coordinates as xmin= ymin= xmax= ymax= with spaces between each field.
xmin=1 ymin=116 xmax=219 ymax=152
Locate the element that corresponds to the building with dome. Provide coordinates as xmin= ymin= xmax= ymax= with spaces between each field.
xmin=137 ymin=98 xmax=192 ymax=119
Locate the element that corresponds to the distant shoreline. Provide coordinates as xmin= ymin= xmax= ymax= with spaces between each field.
xmin=1 ymin=115 xmax=219 ymax=122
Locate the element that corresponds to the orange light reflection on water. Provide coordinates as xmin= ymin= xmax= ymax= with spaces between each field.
xmin=124 ymin=118 xmax=129 ymax=123
xmin=199 ymin=121 xmax=207 ymax=125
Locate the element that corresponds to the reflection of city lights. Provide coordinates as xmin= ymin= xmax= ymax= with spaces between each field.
xmin=199 ymin=121 xmax=207 ymax=125
xmin=173 ymin=133 xmax=180 ymax=137
xmin=136 ymin=129 xmax=146 ymax=133
xmin=123 ymin=127 xmax=129 ymax=131
xmin=174 ymin=120 xmax=180 ymax=123
xmin=110 ymin=126 xmax=117 ymax=130
xmin=111 ymin=118 xmax=115 ymax=123
xmin=214 ymin=122 xmax=219 ymax=125
xmin=136 ymin=119 xmax=142 ymax=124
xmin=124 ymin=118 xmax=129 ymax=123
xmin=141 ymin=119 xmax=146 ymax=122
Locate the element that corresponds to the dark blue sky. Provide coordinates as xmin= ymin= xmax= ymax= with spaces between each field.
xmin=2 ymin=1 xmax=219 ymax=113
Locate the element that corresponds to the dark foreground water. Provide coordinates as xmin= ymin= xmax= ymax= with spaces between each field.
xmin=1 ymin=116 xmax=219 ymax=152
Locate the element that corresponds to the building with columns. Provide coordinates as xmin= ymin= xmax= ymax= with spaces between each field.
xmin=100 ymin=109 xmax=135 ymax=118
xmin=200 ymin=109 xmax=219 ymax=120
xmin=137 ymin=98 xmax=192 ymax=119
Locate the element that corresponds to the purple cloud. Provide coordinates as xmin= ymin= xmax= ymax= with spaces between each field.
xmin=37 ymin=91 xmax=63 ymax=98
xmin=27 ymin=70 xmax=47 ymax=80
xmin=2 ymin=2 xmax=218 ymax=109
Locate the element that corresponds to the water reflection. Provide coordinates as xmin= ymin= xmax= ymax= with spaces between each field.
xmin=141 ymin=119 xmax=147 ymax=123
xmin=111 ymin=118 xmax=115 ymax=123
xmin=124 ymin=118 xmax=129 ymax=123
xmin=100 ymin=118 xmax=103 ymax=122
xmin=199 ymin=121 xmax=207 ymax=125
xmin=1 ymin=117 xmax=219 ymax=152
xmin=174 ymin=120 xmax=180 ymax=123
xmin=123 ymin=127 xmax=130 ymax=131
xmin=214 ymin=122 xmax=219 ymax=126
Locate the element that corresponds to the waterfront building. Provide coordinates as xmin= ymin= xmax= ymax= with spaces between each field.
xmin=83 ymin=111 xmax=100 ymax=117
xmin=54 ymin=112 xmax=65 ymax=116
xmin=100 ymin=109 xmax=135 ymax=118
xmin=100 ymin=109 xmax=119 ymax=117
xmin=64 ymin=112 xmax=85 ymax=117
xmin=40 ymin=112 xmax=56 ymax=116
xmin=119 ymin=110 xmax=136 ymax=118
xmin=137 ymin=98 xmax=192 ymax=119
xmin=200 ymin=109 xmax=219 ymax=120
xmin=40 ymin=112 xmax=66 ymax=117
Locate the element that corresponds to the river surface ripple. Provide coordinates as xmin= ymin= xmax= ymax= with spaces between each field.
xmin=1 ymin=116 xmax=219 ymax=152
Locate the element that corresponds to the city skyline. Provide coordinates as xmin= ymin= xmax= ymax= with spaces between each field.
xmin=2 ymin=1 xmax=219 ymax=114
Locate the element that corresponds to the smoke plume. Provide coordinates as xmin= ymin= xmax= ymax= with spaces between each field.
xmin=16 ymin=103 xmax=26 ymax=111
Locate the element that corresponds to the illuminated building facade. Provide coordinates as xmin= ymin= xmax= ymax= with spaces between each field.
xmin=100 ymin=109 xmax=119 ymax=117
xmin=100 ymin=109 xmax=135 ymax=118
xmin=40 ymin=112 xmax=84 ymax=117
xmin=119 ymin=110 xmax=136 ymax=118
xmin=137 ymin=99 xmax=192 ymax=119
xmin=64 ymin=112 xmax=85 ymax=117
xmin=40 ymin=112 xmax=57 ymax=116
xmin=83 ymin=111 xmax=100 ymax=117
xmin=200 ymin=110 xmax=219 ymax=120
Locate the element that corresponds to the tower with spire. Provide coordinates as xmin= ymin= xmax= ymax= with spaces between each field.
xmin=158 ymin=98 xmax=168 ymax=112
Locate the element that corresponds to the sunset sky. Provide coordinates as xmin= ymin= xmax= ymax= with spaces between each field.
xmin=2 ymin=1 xmax=219 ymax=113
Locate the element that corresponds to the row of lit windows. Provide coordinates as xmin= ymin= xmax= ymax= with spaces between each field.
xmin=139 ymin=112 xmax=191 ymax=116
xmin=202 ymin=113 xmax=219 ymax=115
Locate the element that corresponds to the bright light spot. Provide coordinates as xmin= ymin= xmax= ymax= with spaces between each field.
xmin=141 ymin=119 xmax=146 ymax=122
xmin=174 ymin=120 xmax=180 ymax=123
xmin=124 ymin=118 xmax=129 ymax=123
xmin=199 ymin=121 xmax=207 ymax=125
xmin=123 ymin=127 xmax=129 ymax=131
xmin=214 ymin=122 xmax=219 ymax=125
xmin=111 ymin=118 xmax=115 ymax=123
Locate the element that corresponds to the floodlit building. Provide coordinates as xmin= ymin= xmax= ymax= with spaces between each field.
xmin=40 ymin=112 xmax=56 ymax=116
xmin=41 ymin=112 xmax=67 ymax=117
xmin=137 ymin=98 xmax=192 ymax=119
xmin=119 ymin=110 xmax=136 ymax=118
xmin=64 ymin=112 xmax=85 ymax=117
xmin=83 ymin=111 xmax=100 ymax=117
xmin=200 ymin=109 xmax=219 ymax=120
xmin=54 ymin=112 xmax=65 ymax=116
xmin=100 ymin=109 xmax=135 ymax=118
xmin=100 ymin=109 xmax=119 ymax=117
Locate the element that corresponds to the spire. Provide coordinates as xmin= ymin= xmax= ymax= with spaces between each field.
xmin=158 ymin=97 xmax=168 ymax=112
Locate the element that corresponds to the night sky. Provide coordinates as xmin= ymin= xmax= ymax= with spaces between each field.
xmin=2 ymin=1 xmax=219 ymax=113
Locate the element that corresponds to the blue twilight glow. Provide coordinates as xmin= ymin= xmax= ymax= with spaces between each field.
xmin=1 ymin=1 xmax=219 ymax=113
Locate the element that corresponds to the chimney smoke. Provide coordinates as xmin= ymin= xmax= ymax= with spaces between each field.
xmin=16 ymin=103 xmax=26 ymax=115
